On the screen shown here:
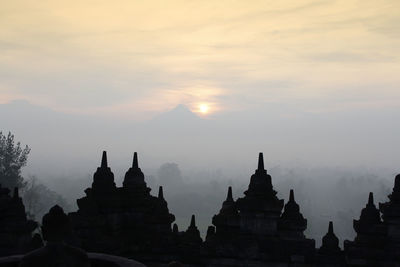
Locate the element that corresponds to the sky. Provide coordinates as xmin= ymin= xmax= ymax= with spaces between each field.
xmin=1 ymin=0 xmax=399 ymax=120
xmin=2 ymin=1 xmax=400 ymax=242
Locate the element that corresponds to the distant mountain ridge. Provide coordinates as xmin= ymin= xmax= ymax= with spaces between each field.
xmin=150 ymin=104 xmax=201 ymax=123
xmin=0 ymin=99 xmax=398 ymax=177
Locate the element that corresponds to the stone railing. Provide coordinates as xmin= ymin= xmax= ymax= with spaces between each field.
xmin=0 ymin=253 xmax=146 ymax=267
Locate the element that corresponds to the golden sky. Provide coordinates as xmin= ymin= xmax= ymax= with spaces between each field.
xmin=0 ymin=0 xmax=399 ymax=118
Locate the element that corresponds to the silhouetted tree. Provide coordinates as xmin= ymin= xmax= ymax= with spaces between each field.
xmin=23 ymin=176 xmax=71 ymax=221
xmin=157 ymin=162 xmax=184 ymax=187
xmin=0 ymin=131 xmax=30 ymax=189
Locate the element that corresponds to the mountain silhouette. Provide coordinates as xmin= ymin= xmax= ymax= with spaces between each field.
xmin=1 ymin=99 xmax=398 ymax=177
xmin=150 ymin=104 xmax=201 ymax=124
xmin=139 ymin=104 xmax=206 ymax=139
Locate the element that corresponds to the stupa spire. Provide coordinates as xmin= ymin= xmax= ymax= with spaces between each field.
xmin=368 ymin=192 xmax=374 ymax=206
xmin=227 ymin=186 xmax=233 ymax=201
xmin=394 ymin=174 xmax=400 ymax=191
xmin=158 ymin=186 xmax=164 ymax=200
xmin=122 ymin=152 xmax=150 ymax=193
xmin=328 ymin=221 xmax=334 ymax=235
xmin=206 ymin=225 xmax=216 ymax=242
xmin=380 ymin=173 xmax=400 ymax=228
xmin=190 ymin=214 xmax=196 ymax=228
xmin=354 ymin=192 xmax=381 ymax=233
xmin=132 ymin=152 xmax=138 ymax=169
xmin=92 ymin=151 xmax=116 ymax=192
xmin=184 ymin=214 xmax=202 ymax=244
xmin=278 ymin=188 xmax=306 ymax=237
xmin=101 ymin=151 xmax=108 ymax=168
xmin=258 ymin=152 xmax=264 ymax=170
xmin=319 ymin=221 xmax=341 ymax=254
xmin=289 ymin=189 xmax=295 ymax=202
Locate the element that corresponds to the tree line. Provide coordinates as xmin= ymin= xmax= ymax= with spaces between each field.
xmin=0 ymin=131 xmax=69 ymax=221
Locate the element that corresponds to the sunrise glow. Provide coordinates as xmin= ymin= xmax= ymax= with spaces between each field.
xmin=0 ymin=0 xmax=399 ymax=119
xmin=199 ymin=104 xmax=209 ymax=114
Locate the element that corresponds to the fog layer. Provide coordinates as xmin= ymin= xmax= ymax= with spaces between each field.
xmin=1 ymin=100 xmax=399 ymax=246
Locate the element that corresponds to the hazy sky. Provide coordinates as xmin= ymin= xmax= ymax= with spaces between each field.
xmin=1 ymin=0 xmax=399 ymax=120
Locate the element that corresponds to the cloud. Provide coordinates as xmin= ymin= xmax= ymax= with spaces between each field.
xmin=308 ymin=51 xmax=396 ymax=62
xmin=0 ymin=0 xmax=399 ymax=117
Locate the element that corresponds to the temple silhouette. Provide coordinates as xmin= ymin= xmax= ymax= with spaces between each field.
xmin=0 ymin=185 xmax=37 ymax=256
xmin=1 ymin=151 xmax=400 ymax=266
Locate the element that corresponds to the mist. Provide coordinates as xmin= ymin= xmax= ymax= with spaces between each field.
xmin=1 ymin=99 xmax=399 ymax=247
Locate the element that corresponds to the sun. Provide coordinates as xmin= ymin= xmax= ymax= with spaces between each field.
xmin=199 ymin=104 xmax=209 ymax=114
